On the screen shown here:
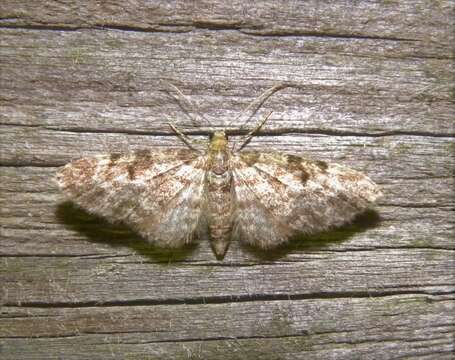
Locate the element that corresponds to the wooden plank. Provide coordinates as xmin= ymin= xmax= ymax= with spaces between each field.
xmin=1 ymin=1 xmax=454 ymax=359
xmin=1 ymin=126 xmax=454 ymax=175
xmin=1 ymin=248 xmax=454 ymax=305
xmin=0 ymin=28 xmax=453 ymax=135
xmin=1 ymin=0 xmax=453 ymax=47
xmin=1 ymin=295 xmax=454 ymax=360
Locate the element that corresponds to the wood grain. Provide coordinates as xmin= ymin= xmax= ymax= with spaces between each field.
xmin=1 ymin=1 xmax=454 ymax=359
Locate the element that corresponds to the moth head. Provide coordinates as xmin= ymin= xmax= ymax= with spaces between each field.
xmin=210 ymin=131 xmax=228 ymax=151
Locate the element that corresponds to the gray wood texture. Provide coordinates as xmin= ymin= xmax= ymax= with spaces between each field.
xmin=1 ymin=1 xmax=454 ymax=359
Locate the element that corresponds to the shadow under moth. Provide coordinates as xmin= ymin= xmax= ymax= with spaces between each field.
xmin=56 ymin=83 xmax=382 ymax=259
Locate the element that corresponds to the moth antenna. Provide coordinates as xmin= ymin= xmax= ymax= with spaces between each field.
xmin=234 ymin=111 xmax=273 ymax=152
xmin=227 ymin=83 xmax=288 ymax=129
xmin=164 ymin=82 xmax=213 ymax=127
xmin=168 ymin=122 xmax=202 ymax=152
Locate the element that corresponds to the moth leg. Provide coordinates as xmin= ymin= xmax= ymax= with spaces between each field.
xmin=236 ymin=111 xmax=273 ymax=151
xmin=168 ymin=123 xmax=202 ymax=152
xmin=164 ymin=82 xmax=213 ymax=127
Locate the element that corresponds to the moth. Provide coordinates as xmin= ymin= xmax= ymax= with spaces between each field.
xmin=56 ymin=83 xmax=382 ymax=259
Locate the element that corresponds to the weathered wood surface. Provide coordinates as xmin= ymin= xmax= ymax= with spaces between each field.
xmin=1 ymin=1 xmax=454 ymax=359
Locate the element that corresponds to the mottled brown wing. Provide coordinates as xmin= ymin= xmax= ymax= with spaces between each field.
xmin=56 ymin=149 xmax=207 ymax=247
xmin=231 ymin=151 xmax=382 ymax=249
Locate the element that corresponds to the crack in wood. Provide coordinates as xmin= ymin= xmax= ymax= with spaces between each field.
xmin=2 ymin=122 xmax=454 ymax=138
xmin=0 ymin=22 xmax=422 ymax=43
xmin=3 ymin=290 xmax=453 ymax=309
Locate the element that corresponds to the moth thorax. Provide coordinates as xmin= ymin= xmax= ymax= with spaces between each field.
xmin=209 ymin=131 xmax=228 ymax=152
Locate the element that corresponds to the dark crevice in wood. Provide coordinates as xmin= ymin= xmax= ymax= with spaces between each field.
xmin=263 ymin=246 xmax=455 ymax=254
xmin=0 ymin=245 xmax=454 ymax=260
xmin=0 ymin=22 xmax=420 ymax=43
xmin=257 ymin=128 xmax=455 ymax=139
xmin=0 ymin=23 xmax=187 ymax=34
xmin=94 ymin=24 xmax=192 ymax=34
xmin=93 ymin=344 xmax=455 ymax=356
xmin=3 ymin=290 xmax=453 ymax=309
xmin=191 ymin=20 xmax=248 ymax=31
xmin=0 ymin=23 xmax=190 ymax=34
xmin=0 ymin=23 xmax=85 ymax=32
xmin=2 ymin=123 xmax=454 ymax=138
xmin=241 ymin=29 xmax=418 ymax=42
xmin=0 ymin=332 xmax=309 ymax=342
xmin=99 ymin=333 xmax=312 ymax=344
xmin=311 ymin=335 xmax=453 ymax=346
xmin=0 ymin=333 xmax=80 ymax=340
xmin=379 ymin=203 xmax=454 ymax=209
xmin=0 ymin=162 xmax=64 ymax=168
xmin=2 ymin=325 xmax=454 ymax=344
xmin=0 ymin=253 xmax=131 ymax=259
xmin=0 ymin=314 xmax=56 ymax=319
xmin=0 ymin=189 xmax=43 ymax=194
xmin=0 ymin=123 xmax=45 ymax=128
xmin=380 ymin=175 xmax=453 ymax=181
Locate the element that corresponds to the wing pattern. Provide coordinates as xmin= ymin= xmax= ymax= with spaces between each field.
xmin=231 ymin=151 xmax=382 ymax=248
xmin=56 ymin=149 xmax=207 ymax=247
xmin=57 ymin=148 xmax=381 ymax=252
